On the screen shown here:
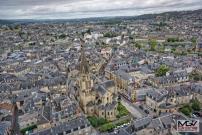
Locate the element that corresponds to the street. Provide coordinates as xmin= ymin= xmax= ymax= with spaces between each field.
xmin=121 ymin=96 xmax=147 ymax=119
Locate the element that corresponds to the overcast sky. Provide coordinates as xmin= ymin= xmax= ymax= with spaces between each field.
xmin=0 ymin=0 xmax=202 ymax=19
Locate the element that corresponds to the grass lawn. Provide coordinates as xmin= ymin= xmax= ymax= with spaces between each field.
xmin=116 ymin=102 xmax=129 ymax=118
xmin=87 ymin=116 xmax=108 ymax=128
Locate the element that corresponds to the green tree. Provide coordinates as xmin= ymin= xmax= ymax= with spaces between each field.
xmin=135 ymin=43 xmax=141 ymax=49
xmin=87 ymin=116 xmax=108 ymax=127
xmin=149 ymin=39 xmax=157 ymax=51
xmin=191 ymin=99 xmax=201 ymax=111
xmin=180 ymin=107 xmax=191 ymax=116
xmin=171 ymin=48 xmax=176 ymax=53
xmin=59 ymin=34 xmax=66 ymax=39
xmin=189 ymin=71 xmax=202 ymax=81
xmin=99 ymin=123 xmax=115 ymax=132
xmin=86 ymin=28 xmax=91 ymax=34
xmin=103 ymin=32 xmax=117 ymax=38
xmin=116 ymin=102 xmax=129 ymax=118
xmin=191 ymin=37 xmax=197 ymax=44
xmin=179 ymin=104 xmax=192 ymax=116
xmin=14 ymin=24 xmax=21 ymax=30
xmin=155 ymin=65 xmax=169 ymax=77
xmin=20 ymin=125 xmax=37 ymax=134
xmin=167 ymin=37 xmax=180 ymax=42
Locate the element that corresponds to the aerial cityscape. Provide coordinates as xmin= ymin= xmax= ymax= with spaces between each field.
xmin=0 ymin=0 xmax=202 ymax=135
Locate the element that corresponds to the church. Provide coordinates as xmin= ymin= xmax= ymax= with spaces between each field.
xmin=77 ymin=42 xmax=118 ymax=121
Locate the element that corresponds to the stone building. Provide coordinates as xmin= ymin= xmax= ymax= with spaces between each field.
xmin=77 ymin=43 xmax=118 ymax=121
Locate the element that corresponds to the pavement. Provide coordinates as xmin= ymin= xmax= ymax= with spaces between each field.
xmin=121 ymin=96 xmax=147 ymax=119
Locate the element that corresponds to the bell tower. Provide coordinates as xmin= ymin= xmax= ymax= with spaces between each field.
xmin=78 ymin=38 xmax=94 ymax=113
xmin=79 ymin=39 xmax=93 ymax=92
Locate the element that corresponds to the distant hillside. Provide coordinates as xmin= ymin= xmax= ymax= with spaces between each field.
xmin=0 ymin=8 xmax=202 ymax=25
xmin=134 ymin=9 xmax=202 ymax=20
xmin=0 ymin=20 xmax=15 ymax=25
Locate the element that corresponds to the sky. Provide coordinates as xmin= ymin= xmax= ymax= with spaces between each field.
xmin=0 ymin=0 xmax=202 ymax=19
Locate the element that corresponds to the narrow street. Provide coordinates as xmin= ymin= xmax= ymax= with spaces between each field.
xmin=121 ymin=96 xmax=147 ymax=119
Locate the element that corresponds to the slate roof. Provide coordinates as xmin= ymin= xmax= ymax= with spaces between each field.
xmin=98 ymin=101 xmax=117 ymax=111
xmin=151 ymin=70 xmax=189 ymax=85
xmin=52 ymin=116 xmax=90 ymax=134
xmin=38 ymin=106 xmax=51 ymax=125
xmin=191 ymin=83 xmax=202 ymax=95
xmin=146 ymin=90 xmax=167 ymax=102
xmin=148 ymin=118 xmax=162 ymax=130
xmin=30 ymin=129 xmax=52 ymax=135
xmin=125 ymin=116 xmax=152 ymax=133
xmin=166 ymin=85 xmax=191 ymax=97
xmin=0 ymin=73 xmax=18 ymax=83
xmin=114 ymin=70 xmax=134 ymax=81
xmin=160 ymin=114 xmax=173 ymax=128
xmin=36 ymin=76 xmax=66 ymax=86
xmin=0 ymin=121 xmax=11 ymax=135
xmin=133 ymin=116 xmax=152 ymax=130
xmin=95 ymin=80 xmax=115 ymax=96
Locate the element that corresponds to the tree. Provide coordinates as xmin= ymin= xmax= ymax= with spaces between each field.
xmin=189 ymin=71 xmax=202 ymax=81
xmin=191 ymin=99 xmax=201 ymax=111
xmin=86 ymin=28 xmax=91 ymax=34
xmin=149 ymin=39 xmax=157 ymax=51
xmin=135 ymin=43 xmax=141 ymax=49
xmin=191 ymin=37 xmax=197 ymax=44
xmin=20 ymin=125 xmax=37 ymax=134
xmin=155 ymin=65 xmax=169 ymax=77
xmin=59 ymin=34 xmax=66 ymax=39
xmin=103 ymin=32 xmax=117 ymax=38
xmin=167 ymin=37 xmax=180 ymax=42
xmin=179 ymin=104 xmax=192 ymax=116
xmin=116 ymin=102 xmax=129 ymax=118
xmin=180 ymin=107 xmax=191 ymax=116
xmin=87 ymin=116 xmax=108 ymax=127
xmin=99 ymin=123 xmax=115 ymax=132
xmin=171 ymin=48 xmax=176 ymax=53
xmin=14 ymin=24 xmax=21 ymax=30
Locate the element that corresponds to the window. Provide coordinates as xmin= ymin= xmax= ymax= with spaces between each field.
xmin=108 ymin=112 xmax=110 ymax=115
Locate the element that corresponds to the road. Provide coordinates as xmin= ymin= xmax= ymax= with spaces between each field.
xmin=121 ymin=96 xmax=147 ymax=119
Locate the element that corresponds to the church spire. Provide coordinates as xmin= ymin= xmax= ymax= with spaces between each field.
xmin=80 ymin=38 xmax=89 ymax=74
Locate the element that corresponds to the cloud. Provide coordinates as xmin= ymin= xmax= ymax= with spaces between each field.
xmin=0 ymin=0 xmax=201 ymax=19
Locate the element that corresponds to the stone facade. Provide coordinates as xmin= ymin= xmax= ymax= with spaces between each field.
xmin=77 ymin=44 xmax=118 ymax=121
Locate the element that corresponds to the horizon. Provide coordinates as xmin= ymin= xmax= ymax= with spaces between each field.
xmin=0 ymin=8 xmax=201 ymax=21
xmin=0 ymin=0 xmax=202 ymax=20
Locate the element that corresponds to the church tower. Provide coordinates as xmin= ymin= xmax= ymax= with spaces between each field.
xmin=78 ymin=39 xmax=95 ymax=114
xmin=79 ymin=39 xmax=93 ymax=92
